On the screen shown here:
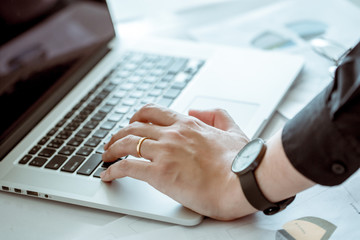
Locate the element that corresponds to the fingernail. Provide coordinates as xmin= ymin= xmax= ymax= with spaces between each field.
xmin=100 ymin=171 xmax=106 ymax=179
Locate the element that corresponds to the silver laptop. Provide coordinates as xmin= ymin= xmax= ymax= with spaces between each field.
xmin=0 ymin=0 xmax=303 ymax=226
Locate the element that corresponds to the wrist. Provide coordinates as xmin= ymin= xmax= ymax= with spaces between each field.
xmin=255 ymin=130 xmax=315 ymax=203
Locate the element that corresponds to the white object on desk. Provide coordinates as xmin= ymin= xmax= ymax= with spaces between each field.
xmin=79 ymin=170 xmax=360 ymax=240
xmin=190 ymin=0 xmax=360 ymax=119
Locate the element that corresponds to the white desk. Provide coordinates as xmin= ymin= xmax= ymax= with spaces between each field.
xmin=1 ymin=1 xmax=360 ymax=239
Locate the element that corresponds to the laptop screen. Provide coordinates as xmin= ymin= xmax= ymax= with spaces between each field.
xmin=0 ymin=0 xmax=115 ymax=159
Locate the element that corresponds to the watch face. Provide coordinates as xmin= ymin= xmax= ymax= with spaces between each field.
xmin=231 ymin=139 xmax=265 ymax=174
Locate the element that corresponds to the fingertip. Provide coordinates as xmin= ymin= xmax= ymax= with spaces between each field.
xmin=100 ymin=170 xmax=110 ymax=181
xmin=188 ymin=109 xmax=200 ymax=116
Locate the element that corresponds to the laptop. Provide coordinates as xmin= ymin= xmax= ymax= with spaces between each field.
xmin=0 ymin=0 xmax=303 ymax=226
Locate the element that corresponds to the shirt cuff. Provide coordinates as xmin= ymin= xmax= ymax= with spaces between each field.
xmin=282 ymin=85 xmax=356 ymax=186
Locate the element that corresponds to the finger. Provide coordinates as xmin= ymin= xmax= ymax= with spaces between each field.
xmin=102 ymin=135 xmax=157 ymax=162
xmin=104 ymin=121 xmax=162 ymax=150
xmin=188 ymin=109 xmax=241 ymax=132
xmin=130 ymin=103 xmax=180 ymax=126
xmin=100 ymin=158 xmax=153 ymax=182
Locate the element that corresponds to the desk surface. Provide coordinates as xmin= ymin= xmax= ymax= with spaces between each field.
xmin=1 ymin=1 xmax=360 ymax=239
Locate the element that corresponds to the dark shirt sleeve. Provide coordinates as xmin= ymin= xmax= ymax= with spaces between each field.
xmin=282 ymin=41 xmax=360 ymax=186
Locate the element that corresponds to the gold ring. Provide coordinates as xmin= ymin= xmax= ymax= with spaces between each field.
xmin=136 ymin=137 xmax=148 ymax=158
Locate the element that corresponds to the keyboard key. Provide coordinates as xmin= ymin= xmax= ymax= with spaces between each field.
xmin=100 ymin=121 xmax=116 ymax=130
xmin=184 ymin=59 xmax=204 ymax=74
xmin=157 ymin=97 xmax=173 ymax=107
xmin=93 ymin=167 xmax=107 ymax=178
xmin=95 ymin=145 xmax=106 ymax=154
xmin=56 ymin=119 xmax=67 ymax=128
xmin=155 ymin=81 xmax=168 ymax=89
xmin=157 ymin=57 xmax=172 ymax=68
xmin=19 ymin=155 xmax=32 ymax=164
xmin=84 ymin=138 xmax=101 ymax=148
xmin=92 ymin=112 xmax=107 ymax=121
xmin=64 ymin=122 xmax=80 ymax=132
xmin=148 ymin=89 xmax=162 ymax=97
xmin=29 ymin=157 xmax=47 ymax=167
xmin=61 ymin=156 xmax=85 ymax=173
xmin=96 ymin=90 xmax=110 ymax=100
xmin=171 ymin=81 xmax=187 ymax=90
xmin=48 ymin=139 xmax=64 ymax=148
xmin=47 ymin=127 xmax=58 ymax=136
xmin=38 ymin=148 xmax=56 ymax=158
xmin=64 ymin=109 xmax=76 ymax=119
xmin=56 ymin=130 xmax=72 ymax=140
xmin=103 ymin=83 xmax=116 ymax=93
xmin=75 ymin=129 xmax=91 ymax=138
xmin=163 ymin=88 xmax=181 ymax=99
xmin=108 ymin=113 xmax=123 ymax=122
xmin=128 ymin=75 xmax=141 ymax=83
xmin=144 ymin=76 xmax=157 ymax=84
xmin=115 ymin=105 xmax=130 ymax=114
xmin=28 ymin=145 xmax=41 ymax=155
xmin=113 ymin=90 xmax=127 ymax=98
xmin=137 ymin=83 xmax=151 ymax=91
xmin=106 ymin=97 xmax=121 ymax=106
xmin=101 ymin=158 xmax=124 ymax=168
xmin=93 ymin=129 xmax=109 ymax=139
xmin=173 ymin=72 xmax=189 ymax=83
xmin=162 ymin=74 xmax=175 ymax=82
xmin=99 ymin=105 xmax=113 ymax=114
xmin=58 ymin=146 xmax=76 ymax=156
xmin=84 ymin=120 xmax=99 ymax=130
xmin=38 ymin=136 xmax=50 ymax=145
xmin=130 ymin=90 xmax=144 ymax=99
xmin=67 ymin=137 xmax=83 ymax=147
xmin=88 ymin=98 xmax=102 ymax=108
xmin=76 ymin=147 xmax=93 ymax=156
xmin=45 ymin=155 xmax=67 ymax=170
xmin=141 ymin=96 xmax=156 ymax=104
xmin=73 ymin=114 xmax=87 ymax=123
xmin=120 ymin=83 xmax=135 ymax=91
xmin=80 ymin=108 xmax=93 ymax=117
xmin=122 ymin=97 xmax=137 ymax=106
xmin=77 ymin=154 xmax=103 ymax=176
xmin=168 ymin=58 xmax=187 ymax=74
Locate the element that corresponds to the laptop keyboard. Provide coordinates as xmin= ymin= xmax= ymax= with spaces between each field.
xmin=18 ymin=51 xmax=204 ymax=178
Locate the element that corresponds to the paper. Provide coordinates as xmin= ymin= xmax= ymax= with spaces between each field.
xmin=80 ymin=170 xmax=360 ymax=240
xmin=76 ymin=215 xmax=173 ymax=240
xmin=190 ymin=0 xmax=360 ymax=119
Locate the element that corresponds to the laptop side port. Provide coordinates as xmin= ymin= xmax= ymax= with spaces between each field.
xmin=26 ymin=190 xmax=39 ymax=197
xmin=14 ymin=188 xmax=22 ymax=194
xmin=2 ymin=186 xmax=10 ymax=191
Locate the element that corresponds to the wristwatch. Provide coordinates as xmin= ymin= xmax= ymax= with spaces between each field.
xmin=231 ymin=138 xmax=295 ymax=215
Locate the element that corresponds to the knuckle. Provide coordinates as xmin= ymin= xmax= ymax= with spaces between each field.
xmin=124 ymin=122 xmax=140 ymax=134
xmin=119 ymin=159 xmax=130 ymax=171
xmin=165 ymin=129 xmax=183 ymax=141
xmin=141 ymin=103 xmax=156 ymax=113
xmin=122 ymin=134 xmax=137 ymax=145
xmin=182 ymin=117 xmax=199 ymax=127
xmin=214 ymin=108 xmax=228 ymax=116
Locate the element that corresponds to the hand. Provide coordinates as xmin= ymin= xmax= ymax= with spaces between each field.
xmin=101 ymin=104 xmax=256 ymax=220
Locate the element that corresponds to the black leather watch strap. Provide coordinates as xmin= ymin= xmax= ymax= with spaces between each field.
xmin=240 ymin=170 xmax=295 ymax=215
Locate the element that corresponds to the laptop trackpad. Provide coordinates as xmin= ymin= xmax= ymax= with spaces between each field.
xmin=185 ymin=96 xmax=260 ymax=129
xmin=3 ymin=167 xmax=100 ymax=196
